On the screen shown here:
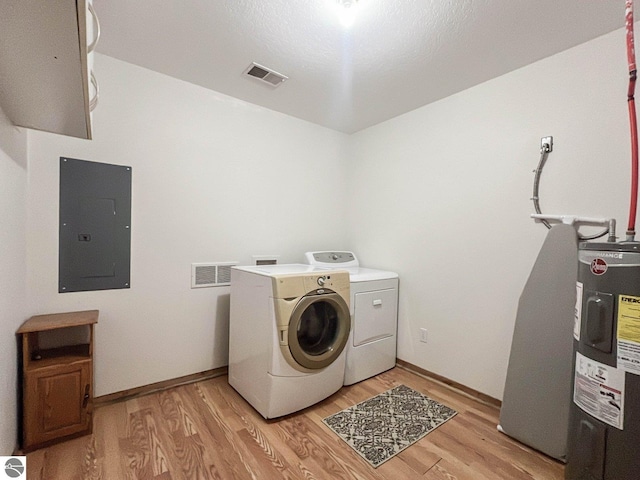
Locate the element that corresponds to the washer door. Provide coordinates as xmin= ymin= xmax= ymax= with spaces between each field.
xmin=288 ymin=292 xmax=350 ymax=370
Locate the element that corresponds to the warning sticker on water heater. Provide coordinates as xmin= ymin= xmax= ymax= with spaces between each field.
xmin=617 ymin=294 xmax=640 ymax=375
xmin=574 ymin=282 xmax=583 ymax=341
xmin=574 ymin=352 xmax=625 ymax=430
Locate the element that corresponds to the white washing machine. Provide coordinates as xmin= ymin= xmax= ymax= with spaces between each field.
xmin=228 ymin=264 xmax=351 ymax=419
xmin=305 ymin=251 xmax=399 ymax=385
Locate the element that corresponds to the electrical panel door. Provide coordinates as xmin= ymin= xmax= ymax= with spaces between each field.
xmin=59 ymin=157 xmax=131 ymax=292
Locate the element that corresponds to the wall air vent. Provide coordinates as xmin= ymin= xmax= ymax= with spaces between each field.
xmin=252 ymin=255 xmax=280 ymax=265
xmin=244 ymin=62 xmax=288 ymax=87
xmin=191 ymin=262 xmax=238 ymax=288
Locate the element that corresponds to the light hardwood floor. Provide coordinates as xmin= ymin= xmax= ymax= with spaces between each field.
xmin=26 ymin=367 xmax=564 ymax=479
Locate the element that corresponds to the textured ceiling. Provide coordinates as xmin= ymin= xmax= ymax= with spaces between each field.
xmin=95 ymin=0 xmax=625 ymax=133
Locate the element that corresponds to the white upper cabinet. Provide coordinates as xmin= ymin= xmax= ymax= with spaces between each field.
xmin=0 ymin=0 xmax=99 ymax=140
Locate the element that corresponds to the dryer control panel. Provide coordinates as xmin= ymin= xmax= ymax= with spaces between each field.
xmin=305 ymin=251 xmax=358 ymax=267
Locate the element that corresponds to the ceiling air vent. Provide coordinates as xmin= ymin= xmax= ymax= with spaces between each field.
xmin=191 ymin=262 xmax=238 ymax=288
xmin=244 ymin=62 xmax=288 ymax=87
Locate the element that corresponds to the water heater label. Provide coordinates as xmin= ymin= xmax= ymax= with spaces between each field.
xmin=617 ymin=294 xmax=640 ymax=375
xmin=574 ymin=282 xmax=583 ymax=341
xmin=574 ymin=352 xmax=625 ymax=430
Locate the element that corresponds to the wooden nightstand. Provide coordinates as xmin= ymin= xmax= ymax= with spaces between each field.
xmin=17 ymin=310 xmax=98 ymax=452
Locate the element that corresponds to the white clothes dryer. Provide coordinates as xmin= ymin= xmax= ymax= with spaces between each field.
xmin=228 ymin=264 xmax=351 ymax=419
xmin=305 ymin=252 xmax=399 ymax=385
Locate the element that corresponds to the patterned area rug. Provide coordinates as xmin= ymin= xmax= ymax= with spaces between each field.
xmin=323 ymin=384 xmax=457 ymax=468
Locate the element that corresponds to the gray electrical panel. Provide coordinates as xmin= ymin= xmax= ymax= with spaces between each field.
xmin=59 ymin=157 xmax=131 ymax=293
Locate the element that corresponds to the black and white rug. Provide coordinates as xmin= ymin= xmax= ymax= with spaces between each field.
xmin=323 ymin=384 xmax=457 ymax=468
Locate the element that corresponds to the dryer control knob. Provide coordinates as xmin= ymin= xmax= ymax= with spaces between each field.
xmin=317 ymin=276 xmax=326 ymax=286
xmin=331 ymin=254 xmax=338 ymax=260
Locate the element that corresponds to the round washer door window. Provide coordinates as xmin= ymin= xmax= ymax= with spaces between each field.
xmin=288 ymin=292 xmax=350 ymax=370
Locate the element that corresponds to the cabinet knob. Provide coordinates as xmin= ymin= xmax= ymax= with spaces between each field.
xmin=82 ymin=385 xmax=90 ymax=408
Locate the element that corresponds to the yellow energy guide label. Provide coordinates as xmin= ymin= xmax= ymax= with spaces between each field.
xmin=617 ymin=294 xmax=640 ymax=375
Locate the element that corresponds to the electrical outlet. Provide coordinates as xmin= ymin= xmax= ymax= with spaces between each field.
xmin=420 ymin=328 xmax=428 ymax=343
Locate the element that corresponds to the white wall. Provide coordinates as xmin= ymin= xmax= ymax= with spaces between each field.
xmin=347 ymin=28 xmax=630 ymax=399
xmin=0 ymin=107 xmax=28 ymax=453
xmin=26 ymin=54 xmax=349 ymax=396
xmin=22 ymin=26 xmax=634 ymax=404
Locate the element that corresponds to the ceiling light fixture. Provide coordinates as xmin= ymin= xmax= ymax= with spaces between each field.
xmin=334 ymin=0 xmax=360 ymax=28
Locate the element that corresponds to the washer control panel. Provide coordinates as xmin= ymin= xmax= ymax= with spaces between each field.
xmin=303 ymin=272 xmax=350 ymax=296
xmin=272 ymin=271 xmax=350 ymax=299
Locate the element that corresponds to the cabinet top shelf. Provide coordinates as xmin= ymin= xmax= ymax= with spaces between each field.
xmin=17 ymin=310 xmax=99 ymax=334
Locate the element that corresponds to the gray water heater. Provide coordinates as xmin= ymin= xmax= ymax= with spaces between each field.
xmin=566 ymin=242 xmax=640 ymax=479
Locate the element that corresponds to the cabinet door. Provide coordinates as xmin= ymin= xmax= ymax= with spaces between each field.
xmin=24 ymin=361 xmax=91 ymax=449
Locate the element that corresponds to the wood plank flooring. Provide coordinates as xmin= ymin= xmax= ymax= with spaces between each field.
xmin=26 ymin=367 xmax=564 ymax=479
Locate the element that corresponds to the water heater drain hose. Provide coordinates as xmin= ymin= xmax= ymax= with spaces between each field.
xmin=532 ymin=147 xmax=552 ymax=230
xmin=532 ymin=147 xmax=610 ymax=240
